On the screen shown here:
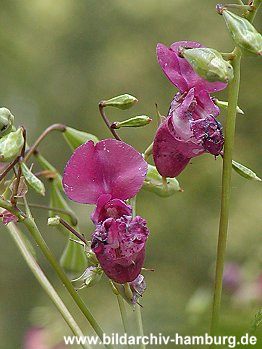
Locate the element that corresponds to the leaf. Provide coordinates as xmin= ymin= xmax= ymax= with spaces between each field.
xmin=232 ymin=160 xmax=261 ymax=181
xmin=21 ymin=163 xmax=45 ymax=195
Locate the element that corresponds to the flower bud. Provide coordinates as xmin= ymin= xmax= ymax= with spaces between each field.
xmin=101 ymin=94 xmax=138 ymax=110
xmin=21 ymin=163 xmax=45 ymax=196
xmin=111 ymin=115 xmax=152 ymax=129
xmin=180 ymin=47 xmax=234 ymax=83
xmin=0 ymin=127 xmax=24 ymax=162
xmin=72 ymin=266 xmax=103 ymax=290
xmin=142 ymin=164 xmax=181 ymax=197
xmin=222 ymin=10 xmax=262 ymax=56
xmin=63 ymin=126 xmax=99 ymax=151
xmin=0 ymin=107 xmax=15 ymax=137
xmin=213 ymin=98 xmax=244 ymax=115
xmin=48 ymin=216 xmax=61 ymax=226
xmin=232 ymin=160 xmax=261 ymax=181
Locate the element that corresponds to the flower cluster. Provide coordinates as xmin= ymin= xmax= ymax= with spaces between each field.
xmin=63 ymin=139 xmax=149 ymax=284
xmin=153 ymin=41 xmax=226 ymax=177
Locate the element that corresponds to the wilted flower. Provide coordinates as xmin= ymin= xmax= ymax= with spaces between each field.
xmin=153 ymin=41 xmax=226 ymax=177
xmin=0 ymin=209 xmax=18 ymax=225
xmin=92 ymin=216 xmax=149 ymax=284
xmin=130 ymin=274 xmax=147 ymax=304
xmin=63 ymin=139 xmax=149 ymax=284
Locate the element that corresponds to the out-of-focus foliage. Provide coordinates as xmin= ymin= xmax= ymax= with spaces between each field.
xmin=0 ymin=1 xmax=261 ymax=348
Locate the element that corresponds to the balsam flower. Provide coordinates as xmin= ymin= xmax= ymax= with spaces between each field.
xmin=153 ymin=41 xmax=226 ymax=177
xmin=63 ymin=139 xmax=149 ymax=284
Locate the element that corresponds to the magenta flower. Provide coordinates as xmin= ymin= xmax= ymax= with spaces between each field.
xmin=0 ymin=209 xmax=18 ymax=225
xmin=63 ymin=139 xmax=149 ymax=284
xmin=153 ymin=41 xmax=226 ymax=177
xmin=92 ymin=215 xmax=149 ymax=284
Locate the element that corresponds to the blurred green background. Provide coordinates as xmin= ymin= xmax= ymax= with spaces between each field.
xmin=0 ymin=0 xmax=261 ymax=348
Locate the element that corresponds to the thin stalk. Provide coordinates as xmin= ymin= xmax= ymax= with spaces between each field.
xmin=0 ymin=156 xmax=20 ymax=182
xmin=59 ymin=217 xmax=87 ymax=244
xmin=134 ymin=304 xmax=145 ymax=349
xmin=22 ymin=216 xmax=113 ymax=349
xmin=210 ymin=1 xmax=261 ymax=337
xmin=6 ymin=221 xmax=91 ymax=349
xmin=116 ymin=294 xmax=130 ymax=336
xmin=98 ymin=103 xmax=122 ymax=141
xmin=24 ymin=123 xmax=66 ymax=161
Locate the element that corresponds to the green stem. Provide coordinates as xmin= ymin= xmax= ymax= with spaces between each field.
xmin=210 ymin=1 xmax=261 ymax=338
xmin=134 ymin=305 xmax=145 ymax=349
xmin=23 ymin=216 xmax=113 ymax=349
xmin=116 ymin=294 xmax=130 ymax=336
xmin=6 ymin=221 xmax=91 ymax=349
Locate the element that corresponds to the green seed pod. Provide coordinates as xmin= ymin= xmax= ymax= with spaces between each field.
xmin=232 ymin=160 xmax=261 ymax=181
xmin=181 ymin=47 xmax=234 ymax=83
xmin=0 ymin=127 xmax=24 ymax=162
xmin=21 ymin=163 xmax=45 ymax=196
xmin=111 ymin=115 xmax=152 ymax=129
xmin=72 ymin=266 xmax=103 ymax=290
xmin=63 ymin=127 xmax=99 ymax=150
xmin=60 ymin=239 xmax=87 ymax=276
xmin=0 ymin=107 xmax=15 ymax=137
xmin=222 ymin=10 xmax=262 ymax=56
xmin=142 ymin=164 xmax=181 ymax=197
xmin=101 ymin=94 xmax=138 ymax=110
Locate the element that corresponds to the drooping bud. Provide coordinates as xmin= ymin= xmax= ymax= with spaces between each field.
xmin=111 ymin=115 xmax=152 ymax=129
xmin=0 ymin=127 xmax=24 ymax=162
xmin=142 ymin=164 xmax=181 ymax=197
xmin=232 ymin=160 xmax=261 ymax=181
xmin=72 ymin=266 xmax=103 ymax=290
xmin=0 ymin=107 xmax=15 ymax=137
xmin=180 ymin=47 xmax=234 ymax=83
xmin=222 ymin=10 xmax=262 ymax=56
xmin=101 ymin=94 xmax=138 ymax=110
xmin=63 ymin=126 xmax=99 ymax=151
xmin=213 ymin=98 xmax=244 ymax=115
xmin=21 ymin=163 xmax=45 ymax=196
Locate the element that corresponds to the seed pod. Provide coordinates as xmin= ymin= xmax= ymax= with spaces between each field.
xmin=0 ymin=127 xmax=24 ymax=162
xmin=181 ymin=47 xmax=234 ymax=83
xmin=101 ymin=94 xmax=138 ymax=110
xmin=0 ymin=107 xmax=15 ymax=137
xmin=222 ymin=10 xmax=262 ymax=56
xmin=232 ymin=160 xmax=261 ymax=181
xmin=60 ymin=239 xmax=87 ymax=275
xmin=142 ymin=164 xmax=181 ymax=197
xmin=21 ymin=163 xmax=45 ymax=196
xmin=63 ymin=127 xmax=99 ymax=150
xmin=111 ymin=115 xmax=152 ymax=129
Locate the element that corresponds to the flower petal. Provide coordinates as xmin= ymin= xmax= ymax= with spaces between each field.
xmin=170 ymin=41 xmax=227 ymax=93
xmin=156 ymin=43 xmax=188 ymax=92
xmin=63 ymin=139 xmax=148 ymax=204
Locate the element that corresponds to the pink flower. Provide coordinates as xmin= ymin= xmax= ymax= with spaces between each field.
xmin=0 ymin=209 xmax=18 ymax=225
xmin=91 ymin=216 xmax=149 ymax=284
xmin=63 ymin=139 xmax=149 ymax=284
xmin=153 ymin=41 xmax=226 ymax=177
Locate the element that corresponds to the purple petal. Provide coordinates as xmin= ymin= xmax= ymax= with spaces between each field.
xmin=156 ymin=43 xmax=188 ymax=92
xmin=91 ymin=194 xmax=132 ymax=224
xmin=153 ymin=118 xmax=191 ymax=177
xmin=196 ymin=90 xmax=220 ymax=117
xmin=0 ymin=210 xmax=18 ymax=225
xmin=169 ymin=41 xmax=227 ymax=93
xmin=63 ymin=139 xmax=148 ymax=204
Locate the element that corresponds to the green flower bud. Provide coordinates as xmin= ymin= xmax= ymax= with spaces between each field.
xmin=63 ymin=126 xmax=99 ymax=150
xmin=232 ymin=160 xmax=261 ymax=181
xmin=72 ymin=266 xmax=103 ymax=290
xmin=222 ymin=10 xmax=262 ymax=56
xmin=213 ymin=98 xmax=244 ymax=115
xmin=111 ymin=115 xmax=152 ymax=129
xmin=0 ymin=127 xmax=24 ymax=162
xmin=48 ymin=216 xmax=61 ymax=226
xmin=101 ymin=94 xmax=138 ymax=110
xmin=0 ymin=107 xmax=15 ymax=137
xmin=21 ymin=163 xmax=45 ymax=196
xmin=143 ymin=164 xmax=181 ymax=197
xmin=181 ymin=47 xmax=234 ymax=83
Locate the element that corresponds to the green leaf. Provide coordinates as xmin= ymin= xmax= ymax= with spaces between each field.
xmin=232 ymin=160 xmax=261 ymax=181
xmin=21 ymin=163 xmax=45 ymax=196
